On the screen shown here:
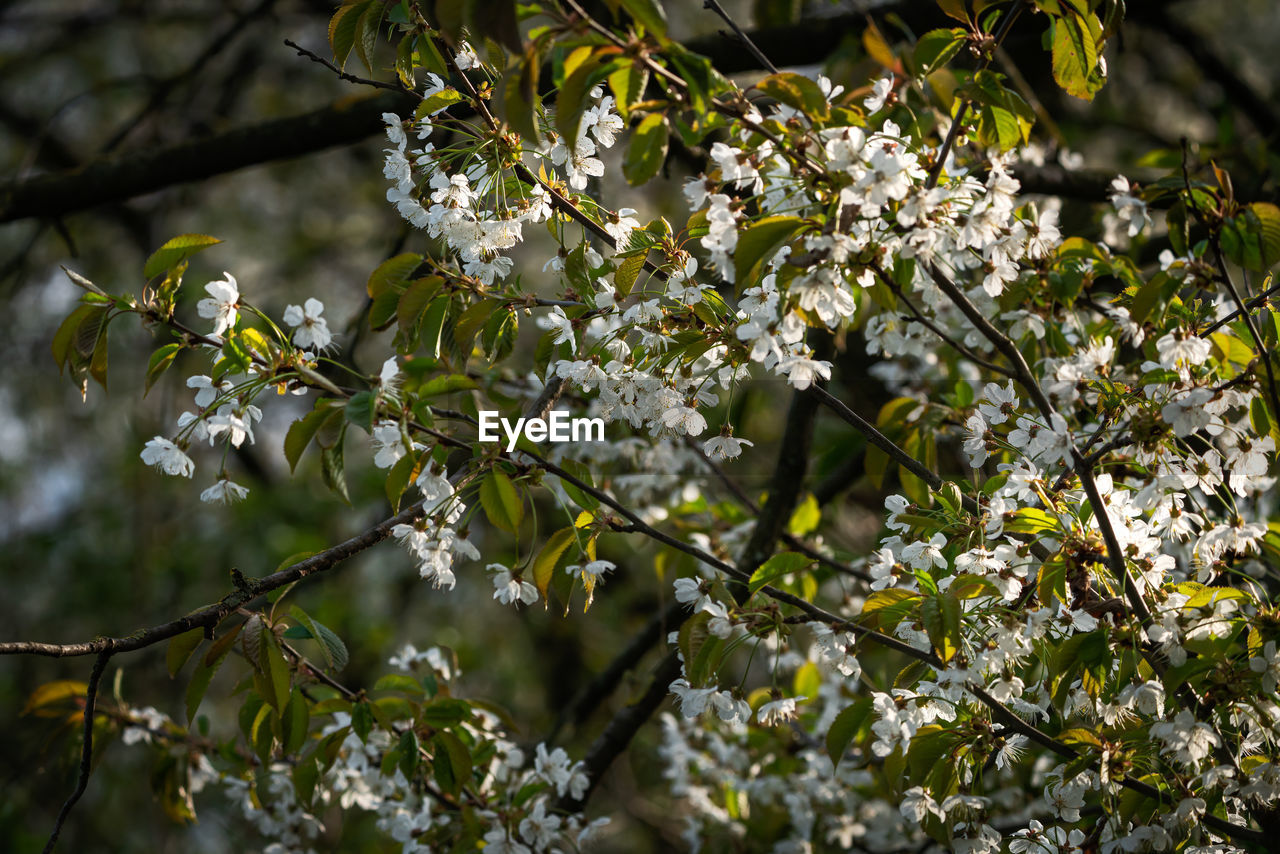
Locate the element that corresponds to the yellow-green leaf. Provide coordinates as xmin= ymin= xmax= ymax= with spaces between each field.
xmin=533 ymin=527 xmax=576 ymax=598
xmin=480 ymin=470 xmax=524 ymax=533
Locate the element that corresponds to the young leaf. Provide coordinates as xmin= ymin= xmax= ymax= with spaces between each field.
xmin=619 ymin=0 xmax=668 ymax=38
xmin=143 ymin=234 xmax=222 ymax=280
xmin=734 ymin=216 xmax=806 ymax=284
xmin=826 ymin=697 xmax=873 ymax=768
xmin=532 ymin=527 xmax=577 ymax=597
xmin=166 ymin=628 xmax=205 ymax=679
xmin=144 ymin=343 xmax=184 ymax=396
xmin=755 ymin=72 xmax=829 ymax=120
xmin=623 ymin=114 xmax=669 ymax=186
xmin=614 ymin=251 xmax=647 ymax=297
xmin=480 ymin=470 xmax=524 ymax=533
xmin=1050 ymin=10 xmax=1103 ymax=101
xmin=186 ymin=625 xmax=241 ymax=724
xmin=748 ymin=552 xmax=813 ymax=596
xmin=345 ymin=391 xmax=376 ymax=433
xmin=282 ymin=687 xmax=311 ymax=755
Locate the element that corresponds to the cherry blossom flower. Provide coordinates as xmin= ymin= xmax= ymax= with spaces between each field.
xmin=196 ymin=273 xmax=239 ymax=335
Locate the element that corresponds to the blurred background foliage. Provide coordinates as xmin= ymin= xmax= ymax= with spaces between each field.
xmin=1 ymin=0 xmax=1278 ymax=850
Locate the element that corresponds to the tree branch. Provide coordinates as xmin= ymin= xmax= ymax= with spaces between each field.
xmin=42 ymin=646 xmax=113 ymax=854
xmin=0 ymin=501 xmax=424 ymax=658
xmin=702 ymin=0 xmax=779 ymax=75
xmin=547 ymin=599 xmax=688 ymax=743
xmin=0 ymin=90 xmax=418 ymax=223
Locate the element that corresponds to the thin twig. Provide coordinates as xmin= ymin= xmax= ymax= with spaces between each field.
xmin=1212 ymin=243 xmax=1280 ymax=434
xmin=926 ymin=1 xmax=1026 ymax=189
xmin=283 ymin=39 xmax=409 ymax=93
xmin=42 ymin=645 xmax=113 ymax=854
xmin=0 ymin=502 xmax=424 ymax=658
xmin=1179 ymin=139 xmax=1280 ymax=475
xmin=873 ymin=264 xmax=1017 ymax=378
xmin=703 ymin=0 xmax=779 ymax=74
xmin=1199 ymin=276 xmax=1280 ymax=336
xmin=684 ymin=436 xmax=871 ymax=581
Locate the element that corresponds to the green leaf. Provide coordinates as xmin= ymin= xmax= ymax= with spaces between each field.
xmin=480 ymin=470 xmax=524 ymax=533
xmin=607 ymin=62 xmax=648 ymax=120
xmin=288 ymin=605 xmax=347 ymax=671
xmin=143 ymin=234 xmax=222 ymax=280
xmin=1250 ymin=395 xmax=1273 ymax=438
xmin=166 ymin=629 xmax=204 ymax=679
xmin=557 ymin=47 xmax=623 ymax=150
xmin=734 ymin=216 xmax=806 ymax=283
xmin=1005 ymin=507 xmax=1060 ymax=535
xmin=432 ymin=731 xmax=473 ymax=795
xmin=374 ymin=674 xmax=426 ymax=696
xmin=351 ymin=700 xmax=374 ymax=742
xmin=619 ymin=0 xmax=668 ymax=37
xmin=792 ymin=661 xmax=821 ymax=700
xmin=385 ymin=447 xmax=420 ymax=513
xmin=1223 ymin=202 xmax=1280 ymax=272
xmin=353 ymin=0 xmax=384 ymax=74
xmin=421 ymin=697 xmax=471 ymax=728
xmin=667 ymin=47 xmax=724 ymax=118
xmin=186 ymin=625 xmax=240 ymax=724
xmin=482 ymin=307 xmax=518 ymax=363
xmin=623 ymin=113 xmax=669 ymax=186
xmin=368 ymin=253 xmax=423 ymax=300
xmin=907 ymin=725 xmax=953 ymax=783
xmin=921 ymin=593 xmax=960 ymax=661
xmin=754 ymin=71 xmax=829 ymax=120
xmin=859 ymin=587 xmax=920 ymax=631
xmin=748 ymin=551 xmax=814 ymax=596
xmin=913 ymin=28 xmax=966 ymax=76
xmin=396 ymin=275 xmax=444 ymax=336
xmin=284 ymin=402 xmax=338 ymax=473
xmin=1249 ymin=203 xmax=1280 ymax=269
xmin=144 ymin=343 xmax=183 ymax=397
xmin=313 ymin=621 xmax=350 ymax=671
xmin=453 ymin=298 xmax=498 ymax=355
xmin=825 ymin=697 xmax=873 ymax=768
xmin=1050 ymin=10 xmax=1103 ymax=101
xmin=1129 ymin=271 xmax=1170 ymax=326
xmin=321 ymin=433 xmax=351 ymax=504
xmin=258 ymin=634 xmax=291 ymax=713
xmin=398 ymin=730 xmax=421 ymax=781
xmin=282 ymin=687 xmax=310 ymax=755
xmin=787 ymin=494 xmax=820 ymax=536
xmin=51 ymin=303 xmax=102 ymax=376
xmin=499 ymin=43 xmax=542 ymax=142
xmin=293 ymin=754 xmax=321 ymax=808
xmin=533 ymin=527 xmax=577 ymax=598
xmin=344 ymin=391 xmax=376 ymax=433
xmin=418 ymin=296 xmax=450 ymax=359
xmin=614 ymin=251 xmax=647 ymax=297
xmin=328 ymin=0 xmax=370 ymax=69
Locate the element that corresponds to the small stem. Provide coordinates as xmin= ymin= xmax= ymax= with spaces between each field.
xmin=283 ymin=39 xmax=408 ymax=94
xmin=42 ymin=645 xmax=114 ymax=854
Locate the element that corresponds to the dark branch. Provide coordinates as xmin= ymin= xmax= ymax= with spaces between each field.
xmin=547 ymin=599 xmax=687 ymax=743
xmin=703 ymin=0 xmax=779 ymax=74
xmin=0 ymin=90 xmax=417 ymax=223
xmin=0 ymin=501 xmax=424 ymax=658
